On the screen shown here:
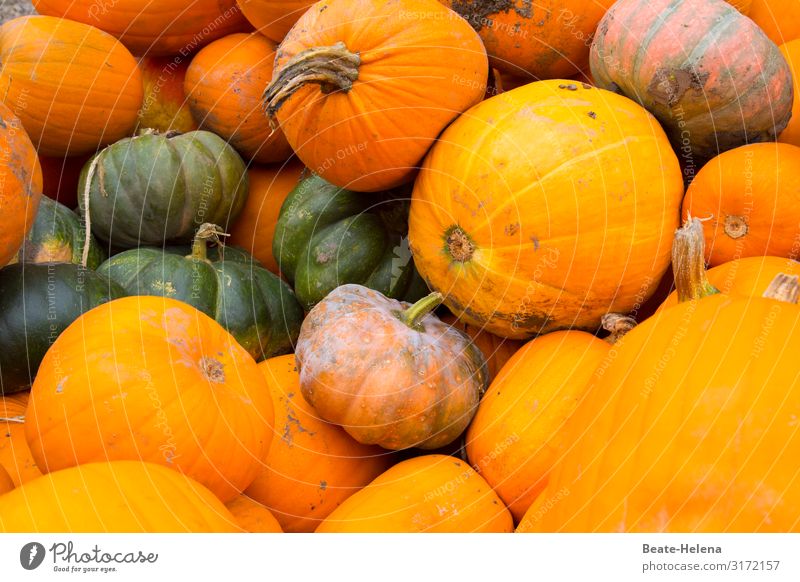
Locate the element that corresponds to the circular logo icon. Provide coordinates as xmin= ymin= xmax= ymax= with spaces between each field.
xmin=20 ymin=542 xmax=46 ymax=570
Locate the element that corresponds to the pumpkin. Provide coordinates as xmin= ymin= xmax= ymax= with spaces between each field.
xmin=779 ymin=41 xmax=800 ymax=147
xmin=0 ymin=461 xmax=237 ymax=532
xmin=682 ymin=143 xmax=800 ymax=266
xmin=466 ymin=331 xmax=610 ymax=522
xmin=440 ymin=0 xmax=615 ymax=79
xmin=39 ymin=154 xmax=88 ymax=209
xmin=296 ymin=284 xmax=488 ymax=450
xmin=590 ymin=0 xmax=794 ymax=162
xmin=0 ymin=16 xmax=142 ymax=157
xmin=26 ymin=296 xmax=274 ymax=502
xmin=274 ymin=174 xmax=429 ymax=310
xmin=78 ymin=129 xmax=248 ymax=248
xmin=439 ymin=314 xmax=524 ymax=382
xmin=186 ymin=33 xmax=293 ymax=164
xmin=97 ymin=224 xmax=304 ymax=361
xmin=245 ymin=355 xmax=391 ymax=532
xmin=409 ymin=80 xmax=684 ymax=339
xmin=225 ymin=495 xmax=283 ymax=532
xmin=229 ymin=162 xmax=305 ymax=274
xmin=0 ymin=418 xmax=40 ymax=486
xmin=727 ymin=0 xmax=753 ymax=12
xmin=316 ymin=455 xmax=513 ymax=532
xmin=748 ymin=0 xmax=800 ymax=44
xmin=137 ymin=57 xmax=198 ymax=134
xmin=235 ymin=0 xmax=313 ymax=43
xmin=32 ymin=0 xmax=251 ymax=57
xmin=263 ymin=0 xmax=488 ymax=192
xmin=0 ymin=466 xmax=12 ymax=494
xmin=0 ymin=392 xmax=28 ymax=418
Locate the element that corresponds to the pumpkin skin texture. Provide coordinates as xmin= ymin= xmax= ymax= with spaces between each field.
xmin=226 ymin=495 xmax=283 ymax=532
xmin=78 ymin=130 xmax=248 ymax=248
xmin=0 ymin=16 xmax=143 ymax=157
xmin=466 ymin=331 xmax=610 ymax=522
xmin=0 ymin=419 xmax=40 ymax=487
xmin=25 ymin=296 xmax=274 ymax=503
xmin=590 ymin=0 xmax=794 ymax=162
xmin=749 ymin=0 xmax=800 ymax=44
xmin=236 ymin=0 xmax=314 ymax=43
xmin=0 ymin=461 xmax=237 ymax=533
xmin=245 ymin=355 xmax=390 ymax=532
xmin=779 ymin=41 xmax=800 ymax=147
xmin=682 ymin=143 xmax=800 ymax=266
xmin=409 ymin=80 xmax=684 ymax=339
xmin=264 ymin=0 xmax=488 ymax=192
xmin=439 ymin=314 xmax=524 ymax=382
xmin=32 ymin=0 xmax=251 ymax=57
xmin=229 ymin=162 xmax=305 ymax=274
xmin=186 ymin=33 xmax=293 ymax=164
xmin=316 ymin=455 xmax=513 ymax=532
xmin=137 ymin=57 xmax=198 ymax=134
xmin=519 ymin=294 xmax=800 ymax=533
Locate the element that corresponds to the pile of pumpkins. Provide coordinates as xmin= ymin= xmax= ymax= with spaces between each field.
xmin=0 ymin=0 xmax=799 ymax=533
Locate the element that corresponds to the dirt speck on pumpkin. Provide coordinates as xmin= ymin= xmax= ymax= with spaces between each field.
xmin=647 ymin=68 xmax=709 ymax=107
xmin=504 ymin=223 xmax=520 ymax=236
xmin=588 ymin=111 xmax=597 ymax=119
xmin=558 ymin=83 xmax=578 ymax=91
xmin=449 ymin=0 xmax=532 ymax=32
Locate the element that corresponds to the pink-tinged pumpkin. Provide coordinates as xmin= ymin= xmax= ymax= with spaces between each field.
xmin=137 ymin=56 xmax=198 ymax=134
xmin=779 ymin=40 xmax=800 ymax=147
xmin=236 ymin=0 xmax=314 ymax=43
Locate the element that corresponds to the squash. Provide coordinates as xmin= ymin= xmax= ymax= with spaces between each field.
xmin=39 ymin=154 xmax=87 ymax=209
xmin=0 ymin=461 xmax=237 ymax=532
xmin=316 ymin=455 xmax=513 ymax=532
xmin=590 ymin=0 xmax=794 ymax=162
xmin=225 ymin=495 xmax=283 ymax=532
xmin=748 ymin=0 xmax=800 ymax=44
xmin=0 ymin=16 xmax=142 ymax=157
xmin=466 ymin=331 xmax=610 ymax=521
xmin=245 ymin=355 xmax=391 ymax=532
xmin=263 ymin=0 xmax=488 ymax=192
xmin=779 ymin=41 xmax=800 ymax=147
xmin=78 ymin=130 xmax=248 ymax=248
xmin=682 ymin=143 xmax=800 ymax=266
xmin=235 ymin=0 xmax=313 ymax=43
xmin=186 ymin=33 xmax=293 ymax=164
xmin=228 ymin=162 xmax=305 ymax=274
xmin=32 ymin=0 xmax=251 ymax=57
xmin=137 ymin=57 xmax=198 ymax=134
xmin=296 ymin=284 xmax=488 ymax=450
xmin=439 ymin=314 xmax=524 ymax=382
xmin=0 ymin=263 xmax=125 ymax=394
xmin=409 ymin=80 xmax=684 ymax=339
xmin=274 ymin=174 xmax=429 ymax=310
xmin=0 ymin=466 xmax=12 ymax=494
xmin=26 ymin=296 xmax=274 ymax=502
xmin=0 ymin=418 xmax=40 ymax=487
xmin=97 ymin=224 xmax=304 ymax=361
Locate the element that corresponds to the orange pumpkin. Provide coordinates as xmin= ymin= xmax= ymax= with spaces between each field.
xmin=0 ymin=420 xmax=40 ymax=487
xmin=779 ymin=41 xmax=800 ymax=147
xmin=186 ymin=33 xmax=293 ymax=164
xmin=749 ymin=0 xmax=800 ymax=44
xmin=226 ymin=495 xmax=283 ymax=532
xmin=0 ymin=465 xmax=13 ymax=495
xmin=409 ymin=80 xmax=684 ymax=339
xmin=316 ymin=455 xmax=513 ymax=532
xmin=39 ymin=154 xmax=87 ymax=209
xmin=439 ymin=314 xmax=524 ymax=382
xmin=228 ymin=162 xmax=305 ymax=274
xmin=137 ymin=56 xmax=198 ymax=134
xmin=236 ymin=0 xmax=314 ymax=43
xmin=727 ymin=0 xmax=753 ymax=13
xmin=1 ymin=391 xmax=28 ymax=419
xmin=264 ymin=0 xmax=488 ymax=192
xmin=0 ymin=16 xmax=142 ymax=157
xmin=682 ymin=143 xmax=800 ymax=266
xmin=26 ymin=296 xmax=274 ymax=503
xmin=0 ymin=461 xmax=238 ymax=532
xmin=32 ymin=0 xmax=251 ymax=57
xmin=466 ymin=331 xmax=610 ymax=522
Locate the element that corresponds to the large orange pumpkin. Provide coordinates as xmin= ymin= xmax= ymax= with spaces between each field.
xmin=186 ymin=33 xmax=293 ymax=164
xmin=409 ymin=80 xmax=684 ymax=339
xmin=25 ymin=296 xmax=274 ymax=503
xmin=779 ymin=41 xmax=800 ymax=147
xmin=439 ymin=313 xmax=524 ymax=382
xmin=0 ymin=461 xmax=237 ymax=532
xmin=748 ymin=0 xmax=800 ymax=44
xmin=236 ymin=0 xmax=314 ymax=43
xmin=226 ymin=495 xmax=283 ymax=532
xmin=682 ymin=143 xmax=800 ymax=266
xmin=316 ymin=455 xmax=513 ymax=532
xmin=137 ymin=56 xmax=198 ymax=134
xmin=245 ymin=355 xmax=390 ymax=532
xmin=0 ymin=16 xmax=142 ymax=157
xmin=264 ymin=0 xmax=488 ymax=192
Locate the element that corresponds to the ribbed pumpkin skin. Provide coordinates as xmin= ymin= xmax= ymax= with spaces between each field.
xmin=245 ymin=355 xmax=391 ymax=532
xmin=225 ymin=495 xmax=283 ymax=532
xmin=779 ymin=41 xmax=800 ymax=147
xmin=317 ymin=455 xmax=513 ymax=532
xmin=520 ymin=295 xmax=800 ymax=532
xmin=26 ymin=296 xmax=274 ymax=503
xmin=186 ymin=34 xmax=293 ymax=164
xmin=0 ymin=461 xmax=238 ymax=533
xmin=682 ymin=143 xmax=800 ymax=266
xmin=439 ymin=314 xmax=524 ymax=382
xmin=32 ymin=0 xmax=250 ymax=57
xmin=0 ymin=16 xmax=142 ymax=157
xmin=749 ymin=0 xmax=800 ymax=44
xmin=409 ymin=81 xmax=684 ymax=339
xmin=137 ymin=57 xmax=198 ymax=134
xmin=78 ymin=131 xmax=248 ymax=248
xmin=590 ymin=0 xmax=793 ymax=161
xmin=236 ymin=0 xmax=313 ymax=42
xmin=269 ymin=0 xmax=488 ymax=192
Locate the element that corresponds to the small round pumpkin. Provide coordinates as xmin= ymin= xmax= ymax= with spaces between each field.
xmin=439 ymin=314 xmax=524 ymax=382
xmin=748 ymin=0 xmax=800 ymax=44
xmin=297 ymin=285 xmax=488 ymax=450
xmin=186 ymin=33 xmax=293 ymax=164
xmin=26 ymin=296 xmax=274 ymax=502
xmin=316 ymin=455 xmax=513 ymax=533
xmin=779 ymin=41 xmax=800 ymax=147
xmin=137 ymin=56 xmax=198 ymax=134
xmin=225 ymin=495 xmax=283 ymax=532
xmin=0 ymin=16 xmax=143 ymax=157
xmin=235 ymin=0 xmax=314 ymax=43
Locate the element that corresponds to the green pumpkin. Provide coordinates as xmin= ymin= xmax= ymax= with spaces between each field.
xmin=273 ymin=174 xmax=429 ymax=310
xmin=0 ymin=263 xmax=126 ymax=394
xmin=78 ymin=130 xmax=248 ymax=248
xmin=97 ymin=224 xmax=304 ymax=361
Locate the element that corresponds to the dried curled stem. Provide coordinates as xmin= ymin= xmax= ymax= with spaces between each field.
xmin=190 ymin=223 xmax=230 ymax=261
xmin=602 ymin=313 xmax=638 ymax=344
xmin=672 ymin=217 xmax=719 ymax=303
xmin=763 ymin=273 xmax=800 ymax=304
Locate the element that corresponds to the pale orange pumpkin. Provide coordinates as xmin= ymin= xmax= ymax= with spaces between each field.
xmin=236 ymin=0 xmax=314 ymax=43
xmin=779 ymin=40 xmax=800 ymax=147
xmin=225 ymin=495 xmax=283 ymax=532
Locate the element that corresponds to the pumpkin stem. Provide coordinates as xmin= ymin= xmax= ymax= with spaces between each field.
xmin=263 ymin=42 xmax=361 ymax=122
xmin=763 ymin=273 xmax=800 ymax=304
xmin=672 ymin=217 xmax=719 ymax=303
xmin=80 ymin=153 xmax=103 ymax=269
xmin=446 ymin=226 xmax=475 ymax=263
xmin=601 ymin=313 xmax=637 ymax=344
xmin=190 ymin=223 xmax=229 ymax=261
xmin=399 ymin=292 xmax=444 ymax=330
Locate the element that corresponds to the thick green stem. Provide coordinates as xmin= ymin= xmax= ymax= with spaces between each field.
xmin=673 ymin=217 xmax=719 ymax=303
xmin=399 ymin=292 xmax=444 ymax=330
xmin=189 ymin=223 xmax=227 ymax=261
